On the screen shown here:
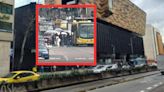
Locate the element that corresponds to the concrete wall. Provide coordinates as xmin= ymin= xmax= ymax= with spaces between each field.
xmin=0 ymin=41 xmax=10 ymax=77
xmin=0 ymin=13 xmax=14 ymax=23
xmin=143 ymin=25 xmax=157 ymax=61
xmin=0 ymin=32 xmax=13 ymax=41
xmin=154 ymin=29 xmax=159 ymax=56
xmin=143 ymin=24 xmax=164 ymax=63
xmin=0 ymin=0 xmax=14 ymax=76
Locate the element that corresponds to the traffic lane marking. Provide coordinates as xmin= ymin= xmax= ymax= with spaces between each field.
xmin=146 ymin=87 xmax=152 ymax=90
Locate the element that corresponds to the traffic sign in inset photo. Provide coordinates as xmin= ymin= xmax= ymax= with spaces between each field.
xmin=35 ymin=4 xmax=97 ymax=66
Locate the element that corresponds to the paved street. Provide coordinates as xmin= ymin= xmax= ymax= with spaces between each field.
xmin=88 ymin=73 xmax=164 ymax=92
xmin=39 ymin=46 xmax=94 ymax=62
xmin=41 ymin=71 xmax=160 ymax=92
xmin=149 ymin=84 xmax=164 ymax=92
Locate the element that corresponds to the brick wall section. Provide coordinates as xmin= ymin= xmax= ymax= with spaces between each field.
xmin=98 ymin=0 xmax=146 ymax=36
xmin=80 ymin=0 xmax=146 ymax=36
xmin=45 ymin=0 xmax=146 ymax=36
xmin=156 ymin=32 xmax=164 ymax=55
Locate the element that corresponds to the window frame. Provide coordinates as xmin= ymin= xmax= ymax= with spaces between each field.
xmin=0 ymin=21 xmax=12 ymax=32
xmin=0 ymin=3 xmax=13 ymax=15
xmin=16 ymin=73 xmax=34 ymax=78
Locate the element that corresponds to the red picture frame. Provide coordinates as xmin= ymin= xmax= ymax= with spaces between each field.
xmin=35 ymin=4 xmax=97 ymax=66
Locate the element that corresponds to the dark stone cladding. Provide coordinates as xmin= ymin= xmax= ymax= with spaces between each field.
xmin=97 ymin=19 xmax=144 ymax=59
xmin=14 ymin=3 xmax=36 ymax=70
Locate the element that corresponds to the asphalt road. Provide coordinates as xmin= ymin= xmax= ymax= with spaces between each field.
xmin=89 ymin=73 xmax=164 ymax=92
xmin=39 ymin=46 xmax=94 ymax=62
xmin=41 ymin=71 xmax=159 ymax=92
xmin=150 ymin=83 xmax=164 ymax=92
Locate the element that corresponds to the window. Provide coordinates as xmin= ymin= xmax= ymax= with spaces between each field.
xmin=0 ymin=3 xmax=13 ymax=14
xmin=0 ymin=21 xmax=12 ymax=32
xmin=2 ymin=73 xmax=16 ymax=78
xmin=97 ymin=66 xmax=104 ymax=69
xmin=107 ymin=66 xmax=112 ymax=69
xmin=24 ymin=73 xmax=34 ymax=77
xmin=16 ymin=73 xmax=34 ymax=78
xmin=16 ymin=74 xmax=25 ymax=78
xmin=108 ymin=0 xmax=113 ymax=10
xmin=79 ymin=24 xmax=94 ymax=39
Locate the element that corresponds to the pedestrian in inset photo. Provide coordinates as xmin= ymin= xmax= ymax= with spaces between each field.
xmin=66 ymin=32 xmax=71 ymax=47
xmin=56 ymin=33 xmax=61 ymax=47
xmin=51 ymin=34 xmax=55 ymax=46
xmin=64 ymin=33 xmax=67 ymax=46
xmin=59 ymin=31 xmax=65 ymax=47
xmin=54 ymin=33 xmax=58 ymax=46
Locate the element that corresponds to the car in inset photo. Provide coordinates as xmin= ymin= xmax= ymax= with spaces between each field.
xmin=39 ymin=45 xmax=49 ymax=59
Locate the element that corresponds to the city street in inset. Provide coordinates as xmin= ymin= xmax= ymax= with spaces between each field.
xmin=39 ymin=47 xmax=93 ymax=62
xmin=36 ymin=5 xmax=96 ymax=64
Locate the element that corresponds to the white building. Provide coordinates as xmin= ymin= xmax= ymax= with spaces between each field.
xmin=0 ymin=0 xmax=14 ymax=76
xmin=143 ymin=24 xmax=159 ymax=64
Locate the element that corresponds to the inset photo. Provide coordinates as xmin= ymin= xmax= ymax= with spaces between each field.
xmin=35 ymin=5 xmax=97 ymax=65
